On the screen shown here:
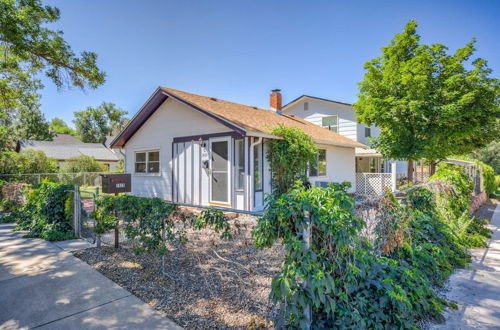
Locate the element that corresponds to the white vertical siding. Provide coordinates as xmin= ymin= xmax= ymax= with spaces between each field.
xmin=124 ymin=97 xmax=232 ymax=201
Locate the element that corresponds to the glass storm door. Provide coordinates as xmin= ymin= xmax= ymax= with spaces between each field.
xmin=209 ymin=137 xmax=231 ymax=205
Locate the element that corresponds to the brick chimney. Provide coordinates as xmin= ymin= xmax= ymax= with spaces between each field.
xmin=270 ymin=89 xmax=282 ymax=114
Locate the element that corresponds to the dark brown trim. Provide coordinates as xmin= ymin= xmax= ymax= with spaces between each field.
xmin=111 ymin=88 xmax=247 ymax=149
xmin=173 ymin=131 xmax=242 ymax=143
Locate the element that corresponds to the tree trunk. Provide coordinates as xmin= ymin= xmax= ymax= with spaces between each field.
xmin=407 ymin=159 xmax=414 ymax=182
xmin=429 ymin=160 xmax=437 ymax=176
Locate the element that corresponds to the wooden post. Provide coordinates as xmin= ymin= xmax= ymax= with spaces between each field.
xmin=114 ymin=192 xmax=119 ymax=248
xmin=303 ymin=210 xmax=312 ymax=330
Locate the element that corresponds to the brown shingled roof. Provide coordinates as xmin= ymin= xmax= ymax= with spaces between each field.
xmin=160 ymin=87 xmax=366 ymax=148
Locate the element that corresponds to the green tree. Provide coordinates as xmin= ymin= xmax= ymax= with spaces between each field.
xmin=49 ymin=117 xmax=75 ymax=135
xmin=0 ymin=0 xmax=106 ymax=90
xmin=354 ymin=20 xmax=500 ymax=179
xmin=469 ymin=141 xmax=500 ymax=174
xmin=14 ymin=107 xmax=52 ymax=141
xmin=74 ymin=102 xmax=128 ymax=143
xmin=60 ymin=155 xmax=105 ymax=173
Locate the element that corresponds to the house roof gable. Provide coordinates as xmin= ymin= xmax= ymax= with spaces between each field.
xmin=111 ymin=87 xmax=366 ymax=149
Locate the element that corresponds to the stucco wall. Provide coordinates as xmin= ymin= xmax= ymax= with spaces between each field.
xmin=308 ymin=144 xmax=356 ymax=192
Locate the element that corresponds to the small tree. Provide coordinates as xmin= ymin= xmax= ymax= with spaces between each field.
xmin=49 ymin=118 xmax=75 ymax=135
xmin=60 ymin=155 xmax=105 ymax=173
xmin=354 ymin=20 xmax=500 ymax=179
xmin=266 ymin=125 xmax=318 ymax=195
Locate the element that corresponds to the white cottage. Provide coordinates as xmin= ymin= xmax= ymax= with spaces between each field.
xmin=110 ymin=87 xmax=366 ymax=212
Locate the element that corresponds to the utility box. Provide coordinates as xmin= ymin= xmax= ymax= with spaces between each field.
xmin=101 ymin=174 xmax=131 ymax=194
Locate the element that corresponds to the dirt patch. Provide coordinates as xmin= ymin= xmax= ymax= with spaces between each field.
xmin=473 ymin=199 xmax=499 ymax=221
xmin=73 ymin=216 xmax=283 ymax=329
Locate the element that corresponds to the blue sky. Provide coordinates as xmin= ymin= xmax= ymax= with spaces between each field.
xmin=40 ymin=0 xmax=500 ymax=126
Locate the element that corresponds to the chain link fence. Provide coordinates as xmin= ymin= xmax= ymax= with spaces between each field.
xmin=0 ymin=172 xmax=109 ymax=187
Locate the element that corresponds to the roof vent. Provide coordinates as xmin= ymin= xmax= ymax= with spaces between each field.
xmin=210 ymin=97 xmax=217 ymax=101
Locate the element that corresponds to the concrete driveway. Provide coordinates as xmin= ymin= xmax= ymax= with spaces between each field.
xmin=431 ymin=203 xmax=500 ymax=329
xmin=0 ymin=223 xmax=182 ymax=330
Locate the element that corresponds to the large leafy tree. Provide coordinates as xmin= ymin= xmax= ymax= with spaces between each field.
xmin=49 ymin=117 xmax=75 ymax=135
xmin=354 ymin=20 xmax=499 ymax=179
xmin=74 ymin=102 xmax=128 ymax=143
xmin=469 ymin=141 xmax=500 ymax=174
xmin=0 ymin=0 xmax=106 ymax=149
xmin=14 ymin=107 xmax=52 ymax=140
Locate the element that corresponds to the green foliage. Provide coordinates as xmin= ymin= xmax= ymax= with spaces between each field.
xmin=49 ymin=117 xmax=75 ymax=135
xmin=6 ymin=181 xmax=75 ymax=240
xmin=112 ymin=159 xmax=124 ymax=173
xmin=14 ymin=107 xmax=53 ymax=141
xmin=0 ymin=0 xmax=106 ymax=90
xmin=193 ymin=209 xmax=232 ymax=240
xmin=74 ymin=102 xmax=128 ymax=143
xmin=0 ymin=150 xmax=58 ymax=176
xmin=479 ymin=162 xmax=496 ymax=196
xmin=469 ymin=141 xmax=500 ymax=174
xmin=354 ymin=20 xmax=500 ymax=162
xmin=60 ymin=155 xmax=106 ymax=173
xmin=266 ymin=125 xmax=318 ymax=195
xmin=253 ymin=166 xmax=491 ymax=328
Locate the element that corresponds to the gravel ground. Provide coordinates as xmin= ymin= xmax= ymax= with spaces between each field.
xmin=73 ymin=216 xmax=283 ymax=330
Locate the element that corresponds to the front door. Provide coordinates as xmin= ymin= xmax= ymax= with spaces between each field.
xmin=209 ymin=137 xmax=231 ymax=205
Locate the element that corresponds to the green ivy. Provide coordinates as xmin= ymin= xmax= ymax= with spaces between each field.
xmin=3 ymin=181 xmax=75 ymax=240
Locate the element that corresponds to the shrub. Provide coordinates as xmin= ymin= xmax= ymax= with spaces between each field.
xmin=479 ymin=162 xmax=496 ymax=196
xmin=0 ymin=150 xmax=58 ymax=177
xmin=6 ymin=181 xmax=75 ymax=240
xmin=60 ymin=155 xmax=106 ymax=173
xmin=253 ymin=166 xmax=491 ymax=328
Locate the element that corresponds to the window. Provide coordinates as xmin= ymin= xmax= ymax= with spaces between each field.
xmin=304 ymin=102 xmax=309 ymax=111
xmin=135 ymin=150 xmax=160 ymax=173
xmin=235 ymin=140 xmax=245 ymax=190
xmin=322 ymin=116 xmax=338 ymax=132
xmin=254 ymin=143 xmax=263 ymax=191
xmin=309 ymin=149 xmax=327 ymax=177
xmin=365 ymin=127 xmax=371 ymax=138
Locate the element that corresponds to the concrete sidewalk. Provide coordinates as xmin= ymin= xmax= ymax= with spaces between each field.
xmin=0 ymin=223 xmax=182 ymax=330
xmin=431 ymin=203 xmax=500 ymax=329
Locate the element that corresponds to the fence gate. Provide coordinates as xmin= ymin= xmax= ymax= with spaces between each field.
xmin=77 ymin=188 xmax=98 ymax=244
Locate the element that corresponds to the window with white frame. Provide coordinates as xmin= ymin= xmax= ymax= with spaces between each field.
xmin=235 ymin=140 xmax=244 ymax=190
xmin=309 ymin=149 xmax=327 ymax=177
xmin=322 ymin=116 xmax=338 ymax=132
xmin=135 ymin=150 xmax=160 ymax=173
xmin=254 ymin=143 xmax=263 ymax=191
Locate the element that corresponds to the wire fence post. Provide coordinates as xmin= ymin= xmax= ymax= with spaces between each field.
xmin=114 ymin=192 xmax=119 ymax=248
xmin=303 ymin=210 xmax=312 ymax=330
xmin=73 ymin=185 xmax=81 ymax=238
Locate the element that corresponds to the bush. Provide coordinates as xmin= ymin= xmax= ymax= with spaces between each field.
xmin=60 ymin=155 xmax=106 ymax=173
xmin=0 ymin=150 xmax=58 ymax=177
xmin=6 ymin=181 xmax=75 ymax=241
xmin=479 ymin=162 xmax=496 ymax=196
xmin=253 ymin=167 xmax=492 ymax=328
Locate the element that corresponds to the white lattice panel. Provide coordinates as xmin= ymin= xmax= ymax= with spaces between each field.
xmin=356 ymin=173 xmax=393 ymax=196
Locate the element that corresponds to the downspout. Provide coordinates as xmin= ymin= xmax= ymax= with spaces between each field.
xmin=249 ymin=137 xmax=263 ymax=211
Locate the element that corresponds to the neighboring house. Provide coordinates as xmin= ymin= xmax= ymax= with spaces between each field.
xmin=110 ymin=87 xmax=365 ymax=212
xmin=282 ymin=95 xmax=408 ymax=176
xmin=17 ymin=134 xmax=122 ymax=171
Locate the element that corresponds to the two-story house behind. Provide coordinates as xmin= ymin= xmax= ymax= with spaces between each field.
xmin=282 ymin=95 xmax=407 ymax=176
